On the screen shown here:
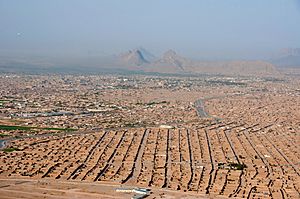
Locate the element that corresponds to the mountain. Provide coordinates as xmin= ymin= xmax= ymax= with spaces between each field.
xmin=197 ymin=60 xmax=278 ymax=76
xmin=136 ymin=47 xmax=156 ymax=62
xmin=159 ymin=50 xmax=185 ymax=67
xmin=142 ymin=50 xmax=191 ymax=73
xmin=155 ymin=50 xmax=188 ymax=70
xmin=118 ymin=49 xmax=149 ymax=66
xmin=271 ymin=48 xmax=300 ymax=68
xmin=116 ymin=48 xmax=279 ymax=76
xmin=280 ymin=48 xmax=300 ymax=56
xmin=0 ymin=48 xmax=280 ymax=77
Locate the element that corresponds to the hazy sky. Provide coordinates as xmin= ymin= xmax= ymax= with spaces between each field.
xmin=1 ymin=0 xmax=300 ymax=60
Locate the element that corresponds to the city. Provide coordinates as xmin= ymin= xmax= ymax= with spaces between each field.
xmin=0 ymin=74 xmax=299 ymax=198
xmin=1 ymin=1 xmax=300 ymax=198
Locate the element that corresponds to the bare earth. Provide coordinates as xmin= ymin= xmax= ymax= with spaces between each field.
xmin=0 ymin=74 xmax=299 ymax=199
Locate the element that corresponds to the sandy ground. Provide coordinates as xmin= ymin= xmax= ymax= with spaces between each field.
xmin=0 ymin=178 xmax=230 ymax=199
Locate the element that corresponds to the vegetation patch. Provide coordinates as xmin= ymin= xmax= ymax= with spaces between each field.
xmin=0 ymin=125 xmax=33 ymax=131
xmin=40 ymin=127 xmax=75 ymax=131
xmin=229 ymin=163 xmax=247 ymax=170
xmin=136 ymin=101 xmax=168 ymax=106
xmin=218 ymin=162 xmax=247 ymax=170
xmin=3 ymin=147 xmax=19 ymax=152
xmin=0 ymin=133 xmax=9 ymax=137
xmin=206 ymin=80 xmax=246 ymax=86
xmin=0 ymin=125 xmax=76 ymax=132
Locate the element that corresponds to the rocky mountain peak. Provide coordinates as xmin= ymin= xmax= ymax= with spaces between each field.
xmin=280 ymin=48 xmax=300 ymax=56
xmin=162 ymin=50 xmax=178 ymax=59
xmin=134 ymin=47 xmax=156 ymax=62
xmin=120 ymin=49 xmax=149 ymax=66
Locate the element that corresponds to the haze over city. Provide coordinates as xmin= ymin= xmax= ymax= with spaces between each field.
xmin=1 ymin=0 xmax=300 ymax=61
xmin=0 ymin=1 xmax=300 ymax=199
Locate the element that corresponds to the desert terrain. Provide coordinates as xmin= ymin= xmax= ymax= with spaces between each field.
xmin=0 ymin=73 xmax=299 ymax=199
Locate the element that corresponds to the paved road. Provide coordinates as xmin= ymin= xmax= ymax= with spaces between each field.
xmin=0 ymin=125 xmax=158 ymax=150
xmin=0 ymin=130 xmax=95 ymax=150
xmin=194 ymin=99 xmax=209 ymax=118
xmin=0 ymin=140 xmax=6 ymax=149
xmin=194 ymin=93 xmax=245 ymax=119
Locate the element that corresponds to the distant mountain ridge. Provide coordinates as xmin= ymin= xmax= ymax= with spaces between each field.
xmin=0 ymin=48 xmax=281 ymax=77
xmin=136 ymin=47 xmax=156 ymax=62
xmin=116 ymin=48 xmax=279 ymax=76
xmin=119 ymin=49 xmax=149 ymax=66
xmin=280 ymin=48 xmax=300 ymax=56
xmin=271 ymin=48 xmax=300 ymax=68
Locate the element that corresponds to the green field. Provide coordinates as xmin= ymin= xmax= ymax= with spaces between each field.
xmin=0 ymin=125 xmax=76 ymax=132
xmin=0 ymin=133 xmax=9 ymax=137
xmin=3 ymin=147 xmax=19 ymax=152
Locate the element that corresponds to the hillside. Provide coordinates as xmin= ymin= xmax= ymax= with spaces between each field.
xmin=115 ymin=48 xmax=280 ymax=76
xmin=0 ymin=48 xmax=280 ymax=77
xmin=271 ymin=48 xmax=300 ymax=68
